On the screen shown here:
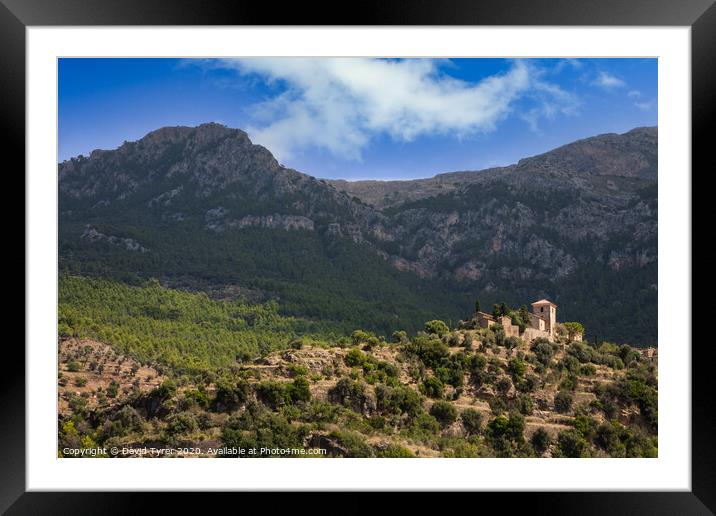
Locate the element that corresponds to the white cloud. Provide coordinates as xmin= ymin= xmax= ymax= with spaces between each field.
xmin=625 ymin=89 xmax=654 ymax=110
xmin=553 ymin=58 xmax=583 ymax=74
xmin=594 ymin=71 xmax=626 ymax=89
xmin=212 ymin=58 xmax=578 ymax=161
xmin=634 ymin=100 xmax=655 ymax=111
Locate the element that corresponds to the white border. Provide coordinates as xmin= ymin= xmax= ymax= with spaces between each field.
xmin=27 ymin=27 xmax=691 ymax=491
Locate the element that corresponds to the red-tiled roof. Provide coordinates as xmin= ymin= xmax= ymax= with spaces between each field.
xmin=531 ymin=299 xmax=557 ymax=307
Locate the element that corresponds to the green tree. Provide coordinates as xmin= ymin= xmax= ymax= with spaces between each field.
xmin=492 ymin=304 xmax=502 ymax=319
xmin=461 ymin=408 xmax=483 ymax=436
xmin=345 ymin=348 xmax=366 ymax=367
xmin=289 ymin=377 xmax=312 ymax=403
xmin=421 ymin=376 xmax=444 ymax=399
xmin=391 ymin=330 xmax=408 ymax=344
xmin=424 ymin=320 xmax=449 ymax=337
xmin=531 ymin=427 xmax=551 ymax=455
xmin=485 ymin=412 xmax=525 ymax=456
xmin=563 ymin=322 xmax=585 ymax=341
xmin=519 ymin=305 xmax=530 ymax=326
xmin=554 ymin=390 xmax=574 ymax=414
xmin=555 ymin=429 xmax=589 ymax=458
xmin=107 ymin=380 xmax=119 ymax=398
xmin=429 ymin=400 xmax=458 ymax=427
xmin=531 ymin=339 xmax=554 ymax=366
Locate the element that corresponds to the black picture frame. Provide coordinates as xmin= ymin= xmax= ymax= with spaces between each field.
xmin=3 ymin=0 xmax=711 ymax=513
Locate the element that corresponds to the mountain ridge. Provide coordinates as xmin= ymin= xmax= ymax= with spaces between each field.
xmin=327 ymin=126 xmax=656 ymax=209
xmin=58 ymin=123 xmax=657 ymax=345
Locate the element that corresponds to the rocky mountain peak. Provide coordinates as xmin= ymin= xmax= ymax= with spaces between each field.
xmin=515 ymin=127 xmax=657 ymax=180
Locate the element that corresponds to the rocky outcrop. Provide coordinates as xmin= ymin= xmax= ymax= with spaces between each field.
xmin=81 ymin=225 xmax=149 ymax=253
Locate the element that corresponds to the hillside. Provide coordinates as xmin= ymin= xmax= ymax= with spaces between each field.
xmin=58 ymin=277 xmax=657 ymax=458
xmin=58 ymin=124 xmax=657 ymax=345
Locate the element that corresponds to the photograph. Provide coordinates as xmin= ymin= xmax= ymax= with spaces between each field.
xmin=56 ymin=57 xmax=659 ymax=459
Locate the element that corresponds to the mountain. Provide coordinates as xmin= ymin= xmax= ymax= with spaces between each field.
xmin=327 ymin=127 xmax=657 ymax=209
xmin=58 ymin=124 xmax=657 ymax=345
xmin=58 ymin=124 xmax=461 ymax=335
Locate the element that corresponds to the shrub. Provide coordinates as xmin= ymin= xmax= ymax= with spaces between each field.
xmin=496 ymin=376 xmax=512 ymax=396
xmin=430 ymin=401 xmax=458 ymax=427
xmin=470 ymin=353 xmax=487 ymax=372
xmin=508 ymin=358 xmax=527 ymax=378
xmin=213 ymin=378 xmax=252 ymax=411
xmin=221 ymin=405 xmax=309 ymax=456
xmin=289 ymin=377 xmax=312 ymax=403
xmin=504 ymin=336 xmax=522 ymax=351
xmin=435 ymin=361 xmax=465 ymax=388
xmin=257 ymin=378 xmax=312 ymax=408
xmin=530 ymin=427 xmax=551 ymax=454
xmin=580 ymin=364 xmax=597 ymax=376
xmin=595 ymin=422 xmax=623 ymax=456
xmin=555 ymin=429 xmax=589 ymax=458
xmin=424 ymin=320 xmax=450 ymax=337
xmin=330 ymin=430 xmax=375 ymax=457
xmin=461 ymin=408 xmax=483 ymax=435
xmin=571 ymin=414 xmax=598 ymax=441
xmin=409 ymin=412 xmax=441 ymax=436
xmin=489 ymin=397 xmax=508 ymax=416
xmin=166 ymin=412 xmax=198 ymax=436
xmin=377 ymin=444 xmax=414 ymax=457
xmin=516 ymin=374 xmax=539 ymax=393
xmin=562 ymin=355 xmax=582 ymax=374
xmin=74 ymin=377 xmax=87 ymax=387
xmin=403 ymin=334 xmax=450 ymax=369
xmin=517 ymin=395 xmax=534 ymax=416
xmin=485 ymin=412 xmax=525 ymax=456
xmin=256 ymin=381 xmax=292 ymax=408
xmin=531 ymin=339 xmax=554 ymax=366
xmin=66 ymin=361 xmax=81 ymax=372
xmin=329 ymin=378 xmax=370 ymax=413
xmin=287 ymin=363 xmax=309 ymax=377
xmin=559 ymin=373 xmax=578 ymax=391
xmin=554 ymin=390 xmax=574 ymax=413
xmin=351 ymin=330 xmax=371 ymax=346
xmin=345 ymin=348 xmax=366 ymax=367
xmin=391 ymin=330 xmax=408 ymax=344
xmin=154 ymin=379 xmax=177 ymax=400
xmin=376 ymin=384 xmax=422 ymax=418
xmin=421 ymin=376 xmax=444 ymax=398
xmin=107 ymin=380 xmax=119 ymax=398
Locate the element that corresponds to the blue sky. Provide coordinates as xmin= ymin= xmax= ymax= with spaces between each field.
xmin=58 ymin=58 xmax=657 ymax=180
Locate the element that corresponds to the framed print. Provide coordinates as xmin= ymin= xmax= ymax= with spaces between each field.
xmin=4 ymin=0 xmax=713 ymax=512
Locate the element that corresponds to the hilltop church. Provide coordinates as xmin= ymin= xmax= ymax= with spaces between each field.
xmin=474 ymin=299 xmax=579 ymax=344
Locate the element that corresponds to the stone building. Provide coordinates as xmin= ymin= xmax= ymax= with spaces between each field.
xmin=475 ymin=312 xmax=520 ymax=338
xmin=473 ymin=298 xmax=571 ymax=344
xmin=639 ymin=346 xmax=658 ymax=362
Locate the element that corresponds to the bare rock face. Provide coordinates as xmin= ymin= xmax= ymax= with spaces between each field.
xmin=60 ymin=125 xmax=656 ymax=286
xmin=81 ymin=225 xmax=149 ymax=253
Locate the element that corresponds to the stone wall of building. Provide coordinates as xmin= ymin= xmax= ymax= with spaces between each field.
xmin=499 ymin=316 xmax=520 ymax=338
xmin=523 ymin=327 xmax=552 ymax=343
